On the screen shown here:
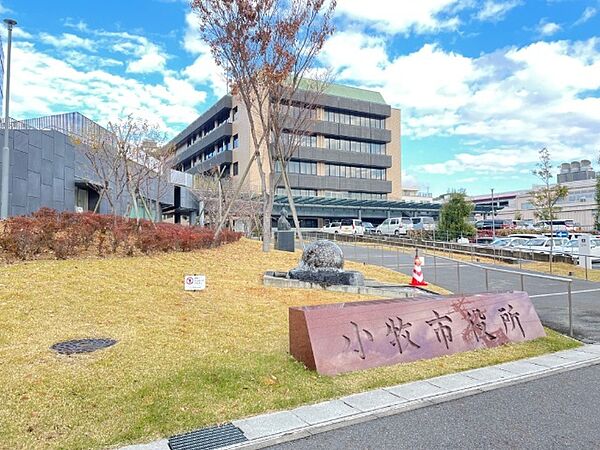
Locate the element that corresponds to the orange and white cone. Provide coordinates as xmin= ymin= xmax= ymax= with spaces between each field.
xmin=410 ymin=252 xmax=428 ymax=286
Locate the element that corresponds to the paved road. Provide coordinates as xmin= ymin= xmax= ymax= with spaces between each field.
xmin=269 ymin=364 xmax=600 ymax=450
xmin=333 ymin=240 xmax=600 ymax=343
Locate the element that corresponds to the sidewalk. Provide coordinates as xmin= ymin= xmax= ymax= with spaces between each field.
xmin=123 ymin=344 xmax=600 ymax=450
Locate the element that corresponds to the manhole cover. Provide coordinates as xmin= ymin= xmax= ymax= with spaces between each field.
xmin=51 ymin=338 xmax=117 ymax=355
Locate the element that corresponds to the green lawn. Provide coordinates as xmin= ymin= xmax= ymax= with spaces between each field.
xmin=0 ymin=239 xmax=580 ymax=449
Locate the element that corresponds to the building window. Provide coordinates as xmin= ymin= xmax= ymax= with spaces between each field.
xmin=231 ymin=107 xmax=238 ymax=122
xmin=75 ymin=187 xmax=89 ymax=211
xmin=326 ymin=164 xmax=386 ymax=180
xmin=325 ymin=137 xmax=385 ymax=155
xmin=324 ymin=108 xmax=385 ymax=129
xmin=276 ymin=188 xmax=317 ymax=197
xmin=275 ymin=159 xmax=317 ymax=175
xmin=233 ymin=134 xmax=239 ymax=149
xmin=232 ymin=162 xmax=239 ymax=176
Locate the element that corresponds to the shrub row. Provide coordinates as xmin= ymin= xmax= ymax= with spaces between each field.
xmin=0 ymin=208 xmax=241 ymax=261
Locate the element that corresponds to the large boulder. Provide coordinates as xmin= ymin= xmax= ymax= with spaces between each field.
xmin=288 ymin=240 xmax=364 ymax=286
xmin=298 ymin=239 xmax=344 ymax=271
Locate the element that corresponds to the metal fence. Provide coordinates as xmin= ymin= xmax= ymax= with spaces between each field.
xmin=301 ymin=231 xmax=576 ymax=336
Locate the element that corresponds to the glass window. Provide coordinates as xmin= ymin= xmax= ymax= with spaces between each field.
xmin=232 ymin=162 xmax=239 ymax=176
xmin=233 ymin=134 xmax=239 ymax=149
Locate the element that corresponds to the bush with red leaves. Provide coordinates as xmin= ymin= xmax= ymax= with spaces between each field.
xmin=0 ymin=209 xmax=241 ymax=261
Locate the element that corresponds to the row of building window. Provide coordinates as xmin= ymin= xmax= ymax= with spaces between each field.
xmin=177 ymin=134 xmax=239 ymax=171
xmin=323 ymin=191 xmax=387 ymax=200
xmin=325 ymin=137 xmax=385 ymax=155
xmin=324 ymin=109 xmax=385 ymax=129
xmin=279 ymin=132 xmax=318 ymax=148
xmin=275 ymin=188 xmax=318 ymax=197
xmin=274 ymin=160 xmax=317 ymax=175
xmin=326 ymin=164 xmax=386 ymax=180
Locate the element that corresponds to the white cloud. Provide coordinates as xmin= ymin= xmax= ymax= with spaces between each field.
xmin=475 ymin=0 xmax=521 ymax=22
xmin=335 ymin=0 xmax=465 ymax=34
xmin=39 ymin=32 xmax=95 ymax=51
xmin=538 ymin=20 xmax=561 ymax=36
xmin=320 ymin=31 xmax=600 ymax=178
xmin=574 ymin=6 xmax=597 ymax=26
xmin=10 ymin=35 xmax=208 ymax=134
xmin=181 ymin=12 xmax=228 ymax=97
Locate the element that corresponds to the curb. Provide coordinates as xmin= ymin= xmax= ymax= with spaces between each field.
xmin=122 ymin=345 xmax=600 ymax=450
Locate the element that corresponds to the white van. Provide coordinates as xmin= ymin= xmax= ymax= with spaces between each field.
xmin=376 ymin=217 xmax=411 ymax=236
xmin=411 ymin=216 xmax=436 ymax=231
xmin=339 ymin=219 xmax=364 ymax=235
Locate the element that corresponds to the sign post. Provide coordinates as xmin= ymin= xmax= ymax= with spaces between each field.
xmin=578 ymin=234 xmax=593 ymax=270
xmin=184 ymin=275 xmax=206 ymax=291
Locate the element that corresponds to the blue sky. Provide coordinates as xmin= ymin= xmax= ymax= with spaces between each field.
xmin=1 ymin=0 xmax=600 ymax=196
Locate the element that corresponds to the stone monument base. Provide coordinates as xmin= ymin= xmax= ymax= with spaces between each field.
xmin=288 ymin=268 xmax=364 ymax=286
xmin=275 ymin=230 xmax=295 ymax=252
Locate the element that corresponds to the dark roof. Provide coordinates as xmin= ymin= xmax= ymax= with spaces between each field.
xmin=273 ymin=195 xmax=493 ymax=213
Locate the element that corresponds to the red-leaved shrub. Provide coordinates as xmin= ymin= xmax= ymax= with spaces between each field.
xmin=0 ymin=209 xmax=241 ymax=261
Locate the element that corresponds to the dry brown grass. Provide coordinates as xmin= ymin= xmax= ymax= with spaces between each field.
xmin=0 ymin=238 xmax=579 ymax=449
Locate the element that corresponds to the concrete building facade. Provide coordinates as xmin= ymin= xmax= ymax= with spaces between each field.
xmin=169 ymin=83 xmax=402 ymax=203
xmin=0 ymin=114 xmax=198 ymax=221
xmin=470 ymin=160 xmax=599 ymax=229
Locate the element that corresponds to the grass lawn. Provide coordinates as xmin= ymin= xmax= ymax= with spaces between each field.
xmin=0 ymin=239 xmax=580 ymax=449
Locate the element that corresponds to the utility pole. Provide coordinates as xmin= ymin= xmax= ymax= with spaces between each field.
xmin=491 ymin=188 xmax=496 ymax=241
xmin=1 ymin=18 xmax=17 ymax=220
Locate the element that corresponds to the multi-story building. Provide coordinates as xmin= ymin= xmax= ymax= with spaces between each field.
xmin=168 ymin=82 xmax=408 ymax=226
xmin=170 ymin=83 xmax=402 ymax=199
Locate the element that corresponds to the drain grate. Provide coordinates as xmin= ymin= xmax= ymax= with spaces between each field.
xmin=168 ymin=423 xmax=248 ymax=450
xmin=51 ymin=338 xmax=117 ymax=355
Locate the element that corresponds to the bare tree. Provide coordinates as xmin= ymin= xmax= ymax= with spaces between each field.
xmin=191 ymin=0 xmax=336 ymax=251
xmin=72 ymin=115 xmax=172 ymax=222
xmin=71 ymin=128 xmax=127 ymax=216
xmin=530 ymin=147 xmax=569 ymax=273
xmin=191 ymin=170 xmax=261 ymax=233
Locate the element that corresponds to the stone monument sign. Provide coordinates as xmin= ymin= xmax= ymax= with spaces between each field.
xmin=289 ymin=291 xmax=545 ymax=375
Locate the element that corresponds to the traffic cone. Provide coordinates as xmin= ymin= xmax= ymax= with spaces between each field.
xmin=410 ymin=250 xmax=428 ymax=286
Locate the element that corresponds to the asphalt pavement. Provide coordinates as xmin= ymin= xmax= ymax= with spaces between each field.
xmin=268 ymin=363 xmax=600 ymax=450
xmin=333 ymin=240 xmax=600 ymax=343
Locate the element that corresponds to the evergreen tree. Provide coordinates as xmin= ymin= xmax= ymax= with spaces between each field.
xmin=438 ymin=192 xmax=476 ymax=240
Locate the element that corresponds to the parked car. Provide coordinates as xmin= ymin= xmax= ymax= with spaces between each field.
xmin=556 ymin=238 xmax=600 ymax=260
xmin=411 ymin=216 xmax=436 ymax=231
xmin=521 ymin=237 xmax=570 ymax=253
xmin=507 ymin=233 xmax=543 ymax=240
xmin=474 ymin=237 xmax=495 ymax=245
xmin=362 ymin=222 xmax=376 ymax=234
xmin=376 ymin=217 xmax=410 ymax=236
xmin=532 ymin=220 xmax=570 ymax=232
xmin=321 ymin=221 xmax=341 ymax=234
xmin=338 ymin=218 xmax=364 ymax=235
xmin=512 ymin=219 xmax=535 ymax=229
xmin=475 ymin=219 xmax=513 ymax=230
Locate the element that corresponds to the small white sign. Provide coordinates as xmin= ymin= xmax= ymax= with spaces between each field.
xmin=184 ymin=275 xmax=206 ymax=291
xmin=419 ymin=256 xmax=425 ymax=266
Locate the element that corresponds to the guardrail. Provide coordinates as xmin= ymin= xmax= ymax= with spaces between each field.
xmin=301 ymin=231 xmax=577 ymax=336
xmin=299 ymin=230 xmax=596 ymax=280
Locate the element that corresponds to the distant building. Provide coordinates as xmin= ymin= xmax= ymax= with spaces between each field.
xmin=401 ymin=187 xmax=433 ymax=204
xmin=470 ymin=160 xmax=598 ymax=229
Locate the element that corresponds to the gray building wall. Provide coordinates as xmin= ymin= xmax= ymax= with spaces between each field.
xmin=0 ymin=128 xmax=198 ymax=219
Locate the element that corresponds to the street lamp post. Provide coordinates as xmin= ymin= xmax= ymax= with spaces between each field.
xmin=1 ymin=18 xmax=17 ymax=220
xmin=491 ymin=188 xmax=495 ymax=240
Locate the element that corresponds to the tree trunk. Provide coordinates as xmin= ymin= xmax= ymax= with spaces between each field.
xmin=262 ymin=190 xmax=273 ymax=252
xmin=280 ymin=167 xmax=304 ymax=247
